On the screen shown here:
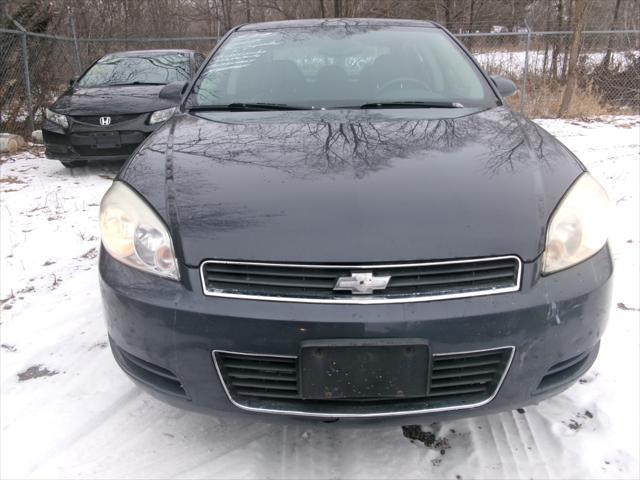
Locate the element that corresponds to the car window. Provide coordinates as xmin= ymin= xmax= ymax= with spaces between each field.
xmin=189 ymin=27 xmax=497 ymax=109
xmin=194 ymin=53 xmax=206 ymax=70
xmin=78 ymin=53 xmax=191 ymax=87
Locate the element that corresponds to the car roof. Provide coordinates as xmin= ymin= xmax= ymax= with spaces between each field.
xmin=104 ymin=49 xmax=196 ymax=57
xmin=237 ymin=18 xmax=438 ymax=31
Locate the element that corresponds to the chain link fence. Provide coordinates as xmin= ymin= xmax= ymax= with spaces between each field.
xmin=458 ymin=30 xmax=640 ymax=118
xmin=1 ymin=26 xmax=638 ymax=137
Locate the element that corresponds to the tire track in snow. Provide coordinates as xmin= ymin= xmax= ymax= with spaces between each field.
xmin=169 ymin=421 xmax=277 ymax=478
xmin=27 ymin=387 xmax=142 ymax=475
xmin=511 ymin=409 xmax=553 ymax=478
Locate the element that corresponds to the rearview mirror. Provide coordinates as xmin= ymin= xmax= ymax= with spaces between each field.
xmin=159 ymin=81 xmax=188 ymax=103
xmin=490 ymin=76 xmax=518 ymax=97
xmin=69 ymin=78 xmax=76 ymax=87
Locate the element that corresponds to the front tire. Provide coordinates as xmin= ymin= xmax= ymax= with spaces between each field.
xmin=60 ymin=160 xmax=88 ymax=168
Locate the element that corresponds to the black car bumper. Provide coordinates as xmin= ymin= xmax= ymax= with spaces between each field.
xmin=42 ymin=116 xmax=160 ymax=162
xmin=99 ymin=246 xmax=613 ymax=425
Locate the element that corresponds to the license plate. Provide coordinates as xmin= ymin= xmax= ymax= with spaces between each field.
xmin=299 ymin=339 xmax=429 ymax=400
xmin=92 ymin=131 xmax=121 ymax=148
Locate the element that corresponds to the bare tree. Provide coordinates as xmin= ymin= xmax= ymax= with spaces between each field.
xmin=600 ymin=0 xmax=624 ymax=70
xmin=558 ymin=0 xmax=589 ymax=116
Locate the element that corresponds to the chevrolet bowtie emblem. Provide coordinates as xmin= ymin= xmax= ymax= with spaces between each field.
xmin=334 ymin=272 xmax=391 ymax=295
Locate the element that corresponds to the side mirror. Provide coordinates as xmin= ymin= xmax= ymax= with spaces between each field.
xmin=159 ymin=81 xmax=188 ymax=103
xmin=69 ymin=78 xmax=76 ymax=87
xmin=490 ymin=76 xmax=518 ymax=97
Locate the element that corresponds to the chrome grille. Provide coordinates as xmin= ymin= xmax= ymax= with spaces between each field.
xmin=200 ymin=256 xmax=521 ymax=304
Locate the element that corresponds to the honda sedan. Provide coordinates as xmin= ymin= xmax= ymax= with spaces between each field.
xmin=99 ymin=19 xmax=612 ymax=424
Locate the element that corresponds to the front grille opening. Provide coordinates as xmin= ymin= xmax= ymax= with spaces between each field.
xmin=114 ymin=344 xmax=189 ymax=399
xmin=214 ymin=347 xmax=513 ymax=416
xmin=73 ymin=145 xmax=139 ymax=157
xmin=535 ymin=345 xmax=597 ymax=394
xmin=217 ymin=352 xmax=298 ymax=400
xmin=202 ymin=257 xmax=521 ymax=303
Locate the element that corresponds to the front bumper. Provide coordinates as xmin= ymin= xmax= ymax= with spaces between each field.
xmin=100 ymin=246 xmax=613 ymax=424
xmin=42 ymin=116 xmax=160 ymax=162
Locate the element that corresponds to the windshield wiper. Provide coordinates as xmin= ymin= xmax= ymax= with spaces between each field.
xmin=359 ymin=101 xmax=464 ymax=109
xmin=189 ymin=103 xmax=309 ymax=111
xmin=109 ymin=81 xmax=167 ymax=86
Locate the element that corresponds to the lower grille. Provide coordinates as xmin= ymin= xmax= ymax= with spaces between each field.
xmin=214 ymin=347 xmax=513 ymax=417
xmin=215 ymin=352 xmax=298 ymax=400
xmin=73 ymin=144 xmax=139 ymax=157
xmin=201 ymin=256 xmax=521 ymax=304
xmin=113 ymin=342 xmax=189 ymax=399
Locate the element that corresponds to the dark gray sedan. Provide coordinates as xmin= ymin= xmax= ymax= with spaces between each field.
xmin=99 ymin=19 xmax=612 ymax=423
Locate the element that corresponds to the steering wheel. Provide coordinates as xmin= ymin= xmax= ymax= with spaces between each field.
xmin=378 ymin=77 xmax=431 ymax=93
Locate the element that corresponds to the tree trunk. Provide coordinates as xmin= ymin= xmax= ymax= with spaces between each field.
xmin=333 ymin=0 xmax=342 ymax=17
xmin=551 ymin=0 xmax=563 ymax=82
xmin=244 ymin=0 xmax=251 ymax=23
xmin=558 ymin=0 xmax=588 ymax=116
xmin=601 ymin=0 xmax=623 ymax=70
xmin=318 ymin=0 xmax=326 ymax=17
xmin=561 ymin=0 xmax=574 ymax=80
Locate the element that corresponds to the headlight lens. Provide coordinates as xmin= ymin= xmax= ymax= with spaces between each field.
xmin=100 ymin=181 xmax=179 ymax=280
xmin=542 ymin=173 xmax=610 ymax=274
xmin=45 ymin=108 xmax=69 ymax=128
xmin=149 ymin=107 xmax=177 ymax=125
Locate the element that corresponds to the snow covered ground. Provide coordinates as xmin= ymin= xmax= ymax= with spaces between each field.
xmin=1 ymin=117 xmax=639 ymax=479
xmin=473 ymin=50 xmax=638 ymax=76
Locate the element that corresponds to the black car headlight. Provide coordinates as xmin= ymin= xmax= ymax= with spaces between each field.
xmin=100 ymin=181 xmax=179 ymax=280
xmin=45 ymin=108 xmax=69 ymax=128
xmin=542 ymin=173 xmax=611 ymax=274
xmin=149 ymin=107 xmax=177 ymax=125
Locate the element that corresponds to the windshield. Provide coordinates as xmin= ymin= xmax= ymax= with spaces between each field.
xmin=188 ymin=27 xmax=498 ymax=109
xmin=78 ymin=53 xmax=190 ymax=87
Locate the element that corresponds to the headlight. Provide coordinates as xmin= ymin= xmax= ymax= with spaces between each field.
xmin=149 ymin=107 xmax=177 ymax=125
xmin=45 ymin=108 xmax=69 ymax=128
xmin=542 ymin=173 xmax=610 ymax=274
xmin=100 ymin=181 xmax=179 ymax=280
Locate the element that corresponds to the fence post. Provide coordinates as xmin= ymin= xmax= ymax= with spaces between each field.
xmin=12 ymin=20 xmax=34 ymax=134
xmin=69 ymin=11 xmax=82 ymax=74
xmin=520 ymin=19 xmax=531 ymax=114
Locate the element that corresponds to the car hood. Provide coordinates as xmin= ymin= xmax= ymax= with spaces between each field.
xmin=51 ymin=85 xmax=175 ymax=115
xmin=120 ymin=107 xmax=583 ymax=266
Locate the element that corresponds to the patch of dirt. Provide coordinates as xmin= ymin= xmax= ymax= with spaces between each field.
xmin=79 ymin=248 xmax=98 ymax=259
xmin=617 ymin=302 xmax=639 ymax=311
xmin=0 ymin=175 xmax=26 ymax=184
xmin=89 ymin=341 xmax=108 ymax=351
xmin=0 ymin=293 xmax=15 ymax=305
xmin=402 ymin=425 xmax=451 ymax=451
xmin=564 ymin=410 xmax=595 ymax=431
xmin=42 ymin=260 xmax=56 ymax=266
xmin=18 ymin=285 xmax=35 ymax=295
xmin=17 ymin=365 xmax=59 ymax=381
xmin=2 ymin=344 xmax=17 ymax=352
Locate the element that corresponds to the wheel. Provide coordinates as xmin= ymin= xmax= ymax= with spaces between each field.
xmin=60 ymin=160 xmax=88 ymax=168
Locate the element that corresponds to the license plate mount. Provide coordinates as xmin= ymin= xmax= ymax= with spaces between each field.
xmin=92 ymin=131 xmax=121 ymax=148
xmin=299 ymin=339 xmax=429 ymax=400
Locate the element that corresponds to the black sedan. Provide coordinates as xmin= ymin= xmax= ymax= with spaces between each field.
xmin=99 ymin=19 xmax=612 ymax=423
xmin=43 ymin=49 xmax=205 ymax=167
